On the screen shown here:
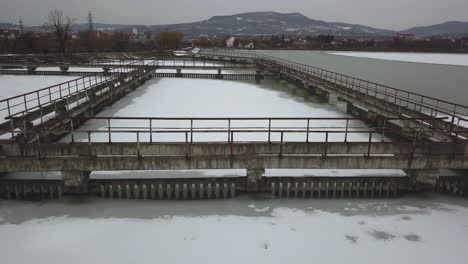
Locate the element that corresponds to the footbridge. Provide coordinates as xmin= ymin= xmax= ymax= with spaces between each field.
xmin=0 ymin=51 xmax=467 ymax=200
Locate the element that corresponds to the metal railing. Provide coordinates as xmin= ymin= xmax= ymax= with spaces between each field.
xmin=200 ymin=50 xmax=468 ymax=133
xmin=7 ymin=116 xmax=465 ymax=158
xmin=0 ymin=60 xmax=157 ymax=123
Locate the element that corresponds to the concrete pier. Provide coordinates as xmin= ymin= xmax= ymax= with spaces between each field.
xmin=0 ymin=54 xmax=467 ymax=201
xmin=62 ymin=171 xmax=91 ymax=193
xmin=246 ymin=168 xmax=265 ymax=192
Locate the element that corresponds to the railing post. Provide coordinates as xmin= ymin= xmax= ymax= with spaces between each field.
xmin=268 ymin=119 xmax=272 ymax=143
xmin=323 ymin=132 xmax=329 ymax=157
xmin=87 ymin=131 xmax=93 ymax=156
xmin=36 ymin=91 xmax=41 ymax=108
xmin=306 ymin=119 xmax=310 ymax=143
xmin=367 ymin=132 xmax=372 ymax=157
xmin=227 ymin=119 xmax=231 ymax=143
xmin=36 ymin=135 xmax=41 ymax=159
xmin=230 ymin=131 xmax=234 ymax=158
xmin=450 ymin=105 xmax=457 ymax=135
xmin=23 ymin=95 xmax=28 ymax=112
xmin=190 ymin=119 xmax=193 ymax=144
xmin=149 ymin=119 xmax=153 ymax=143
xmin=185 ymin=132 xmax=189 ymax=157
xmin=70 ymin=119 xmax=75 ymax=143
xmin=48 ymin=87 xmax=52 ymax=103
xmin=6 ymin=100 xmax=11 ymax=117
xmin=10 ymin=119 xmax=14 ymax=138
xmin=344 ymin=119 xmax=349 ymax=143
xmin=137 ymin=132 xmax=141 ymax=158
xmin=107 ymin=118 xmax=111 ymax=143
xmin=279 ymin=131 xmax=284 ymax=158
xmin=381 ymin=120 xmax=386 ymax=142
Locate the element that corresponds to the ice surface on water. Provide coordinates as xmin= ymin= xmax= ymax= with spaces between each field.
xmin=58 ymin=77 xmax=402 ymax=177
xmin=64 ymin=77 xmax=376 ymax=143
xmin=328 ymin=51 xmax=468 ymax=66
xmin=0 ymin=198 xmax=467 ymax=264
xmin=0 ymin=75 xmax=77 ymax=100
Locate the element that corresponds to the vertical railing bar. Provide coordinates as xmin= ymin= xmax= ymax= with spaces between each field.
xmin=367 ymin=132 xmax=372 ymax=157
xmin=228 ymin=119 xmax=231 ymax=143
xmin=149 ymin=119 xmax=153 ymax=143
xmin=279 ymin=131 xmax=284 ymax=157
xmin=190 ymin=119 xmax=193 ymax=144
xmin=108 ymin=118 xmax=111 ymax=143
xmin=344 ymin=119 xmax=349 ymax=143
xmin=137 ymin=132 xmax=141 ymax=158
xmin=268 ymin=119 xmax=272 ymax=143
xmin=70 ymin=119 xmax=75 ymax=143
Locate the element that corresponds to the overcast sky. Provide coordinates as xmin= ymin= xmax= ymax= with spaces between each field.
xmin=1 ymin=0 xmax=467 ymax=30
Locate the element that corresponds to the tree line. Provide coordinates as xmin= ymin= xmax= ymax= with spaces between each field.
xmin=0 ymin=9 xmax=185 ymax=54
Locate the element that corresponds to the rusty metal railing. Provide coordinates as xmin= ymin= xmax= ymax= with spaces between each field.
xmin=0 ymin=60 xmax=157 ymax=123
xmin=5 ymin=116 xmax=466 ymax=159
xmin=199 ymin=50 xmax=468 ymax=134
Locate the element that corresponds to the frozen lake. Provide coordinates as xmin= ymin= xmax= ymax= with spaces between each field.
xmin=251 ymin=50 xmax=468 ymax=106
xmin=0 ymin=195 xmax=467 ymax=264
xmin=328 ymin=51 xmax=468 ymax=66
xmin=0 ymin=75 xmax=77 ymax=99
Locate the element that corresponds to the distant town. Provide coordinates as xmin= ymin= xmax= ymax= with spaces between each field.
xmin=1 ymin=10 xmax=468 ymax=54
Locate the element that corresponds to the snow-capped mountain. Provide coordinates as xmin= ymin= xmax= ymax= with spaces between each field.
xmin=146 ymin=12 xmax=394 ymax=37
xmin=3 ymin=12 xmax=468 ymax=38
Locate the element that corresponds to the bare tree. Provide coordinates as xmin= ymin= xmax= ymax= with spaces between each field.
xmin=45 ymin=9 xmax=74 ymax=53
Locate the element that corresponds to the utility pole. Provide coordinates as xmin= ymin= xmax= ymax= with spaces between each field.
xmin=88 ymin=10 xmax=93 ymax=32
xmin=19 ymin=17 xmax=24 ymax=35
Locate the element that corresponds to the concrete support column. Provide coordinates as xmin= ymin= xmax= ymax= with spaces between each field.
xmin=59 ymin=66 xmax=69 ymax=74
xmin=255 ymin=70 xmax=263 ymax=81
xmin=103 ymin=67 xmax=111 ymax=76
xmin=176 ymin=68 xmax=182 ymax=77
xmin=62 ymin=171 xmax=91 ymax=194
xmin=246 ymin=168 xmax=265 ymax=193
xmin=405 ymin=169 xmax=440 ymax=191
xmin=309 ymin=85 xmax=317 ymax=95
xmin=216 ymin=69 xmax=223 ymax=79
xmin=328 ymin=93 xmax=339 ymax=105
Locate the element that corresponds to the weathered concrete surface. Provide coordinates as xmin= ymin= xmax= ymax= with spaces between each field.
xmin=0 ymin=155 xmax=467 ymax=172
xmin=1 ymin=142 xmax=464 ymax=157
xmin=62 ymin=170 xmax=91 ymax=193
xmin=246 ymin=168 xmax=265 ymax=192
xmin=0 ymin=176 xmax=409 ymax=200
xmin=405 ymin=169 xmax=440 ymax=191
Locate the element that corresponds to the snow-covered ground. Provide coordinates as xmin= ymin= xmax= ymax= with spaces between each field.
xmin=0 ymin=196 xmax=467 ymax=264
xmin=328 ymin=52 xmax=468 ymax=66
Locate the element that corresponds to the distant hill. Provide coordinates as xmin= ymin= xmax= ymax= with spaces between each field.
xmin=144 ymin=12 xmax=394 ymax=37
xmin=404 ymin=21 xmax=468 ymax=37
xmin=2 ymin=12 xmax=468 ymax=38
xmin=0 ymin=23 xmax=17 ymax=29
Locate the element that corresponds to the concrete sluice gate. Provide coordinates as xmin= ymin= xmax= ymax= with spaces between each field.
xmin=1 ymin=176 xmax=464 ymax=201
xmin=1 ymin=177 xmax=466 ymax=201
